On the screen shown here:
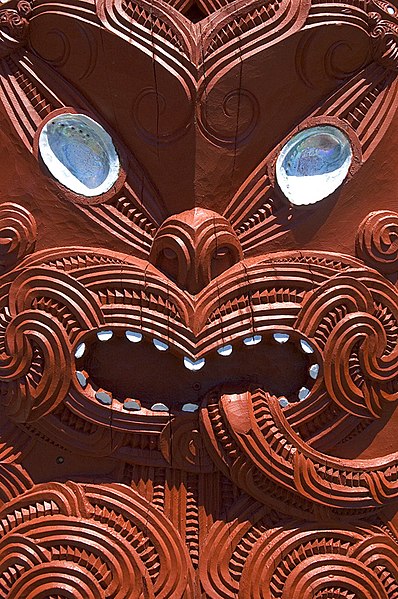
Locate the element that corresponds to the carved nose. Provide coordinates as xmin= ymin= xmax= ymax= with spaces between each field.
xmin=149 ymin=208 xmax=243 ymax=294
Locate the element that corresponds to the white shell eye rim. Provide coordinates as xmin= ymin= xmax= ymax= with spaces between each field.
xmin=39 ymin=113 xmax=120 ymax=198
xmin=276 ymin=125 xmax=353 ymax=206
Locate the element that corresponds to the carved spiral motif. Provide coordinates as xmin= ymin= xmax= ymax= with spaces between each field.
xmin=132 ymin=87 xmax=192 ymax=145
xmin=296 ymin=28 xmax=370 ymax=88
xmin=0 ymin=266 xmax=103 ymax=421
xmin=296 ymin=271 xmax=398 ymax=418
xmin=0 ymin=203 xmax=36 ymax=274
xmin=200 ymin=504 xmax=398 ymax=599
xmin=356 ymin=210 xmax=398 ymax=274
xmin=239 ymin=525 xmax=398 ymax=598
xmin=369 ymin=11 xmax=398 ymax=70
xmin=16 ymin=2 xmax=32 ymax=19
xmin=0 ymin=3 xmax=31 ymax=57
xmin=198 ymin=88 xmax=259 ymax=147
xmin=0 ymin=482 xmax=194 ymax=598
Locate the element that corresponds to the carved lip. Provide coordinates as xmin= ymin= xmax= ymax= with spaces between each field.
xmin=0 ymin=246 xmax=369 ymax=424
xmin=73 ymin=327 xmax=318 ymax=411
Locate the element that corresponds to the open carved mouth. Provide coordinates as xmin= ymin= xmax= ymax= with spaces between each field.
xmin=73 ymin=328 xmax=320 ymax=412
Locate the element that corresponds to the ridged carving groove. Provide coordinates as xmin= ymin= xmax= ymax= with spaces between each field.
xmin=0 ymin=0 xmax=396 ymax=595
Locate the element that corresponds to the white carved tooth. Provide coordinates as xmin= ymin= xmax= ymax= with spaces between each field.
xmin=309 ymin=364 xmax=320 ymax=379
xmin=123 ymin=400 xmax=141 ymax=412
xmin=75 ymin=342 xmax=86 ymax=359
xmin=153 ymin=339 xmax=169 ymax=351
xmin=76 ymin=371 xmax=87 ymax=388
xmin=95 ymin=391 xmax=112 ymax=405
xmin=97 ymin=330 xmax=113 ymax=341
xmin=151 ymin=402 xmax=169 ymax=412
xmin=298 ymin=387 xmax=310 ymax=401
xmin=279 ymin=397 xmax=289 ymax=408
xmin=184 ymin=356 xmax=205 ymax=371
xmin=273 ymin=333 xmax=290 ymax=343
xmin=182 ymin=403 xmax=199 ymax=412
xmin=125 ymin=330 xmax=143 ymax=343
xmin=217 ymin=344 xmax=233 ymax=356
xmin=300 ymin=339 xmax=314 ymax=354
xmin=243 ymin=335 xmax=262 ymax=346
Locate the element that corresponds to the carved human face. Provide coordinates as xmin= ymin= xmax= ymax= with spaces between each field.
xmin=0 ymin=0 xmax=398 ymax=597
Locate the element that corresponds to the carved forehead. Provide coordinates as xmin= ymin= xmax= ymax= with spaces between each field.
xmin=0 ymin=0 xmax=398 ymax=258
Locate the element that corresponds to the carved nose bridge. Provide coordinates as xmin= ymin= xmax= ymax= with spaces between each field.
xmin=149 ymin=208 xmax=243 ymax=294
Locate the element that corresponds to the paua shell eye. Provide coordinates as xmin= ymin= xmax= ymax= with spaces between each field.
xmin=39 ymin=113 xmax=120 ymax=197
xmin=276 ymin=125 xmax=352 ymax=206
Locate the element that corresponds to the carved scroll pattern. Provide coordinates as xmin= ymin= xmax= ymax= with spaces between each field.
xmin=0 ymin=0 xmax=397 ymax=595
xmin=200 ymin=502 xmax=398 ymax=599
xmin=1 ymin=205 xmax=398 ymax=518
xmin=356 ymin=210 xmax=398 ymax=274
xmin=0 ymin=482 xmax=195 ymax=598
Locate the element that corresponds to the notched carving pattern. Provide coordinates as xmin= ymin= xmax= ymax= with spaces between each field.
xmin=0 ymin=482 xmax=195 ymax=598
xmin=201 ymin=511 xmax=398 ymax=598
xmin=369 ymin=0 xmax=398 ymax=70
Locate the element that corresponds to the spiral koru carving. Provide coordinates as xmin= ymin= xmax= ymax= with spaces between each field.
xmin=0 ymin=203 xmax=36 ymax=274
xmin=200 ymin=503 xmax=398 ymax=599
xmin=0 ymin=2 xmax=31 ymax=58
xmin=0 ymin=264 xmax=103 ymax=422
xmin=296 ymin=270 xmax=398 ymax=418
xmin=356 ymin=210 xmax=398 ymax=274
xmin=0 ymin=482 xmax=195 ymax=598
xmin=197 ymin=87 xmax=259 ymax=147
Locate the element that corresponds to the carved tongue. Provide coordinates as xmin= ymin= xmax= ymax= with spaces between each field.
xmin=220 ymin=392 xmax=252 ymax=435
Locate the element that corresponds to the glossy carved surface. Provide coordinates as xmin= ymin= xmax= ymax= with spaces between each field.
xmin=0 ymin=0 xmax=398 ymax=596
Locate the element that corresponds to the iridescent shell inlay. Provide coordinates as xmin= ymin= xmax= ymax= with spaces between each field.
xmin=39 ymin=113 xmax=120 ymax=197
xmin=276 ymin=125 xmax=352 ymax=206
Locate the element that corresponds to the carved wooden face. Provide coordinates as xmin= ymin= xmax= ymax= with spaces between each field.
xmin=1 ymin=0 xmax=398 ymax=597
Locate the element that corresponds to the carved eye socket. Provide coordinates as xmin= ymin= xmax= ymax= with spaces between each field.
xmin=276 ymin=125 xmax=352 ymax=206
xmin=39 ymin=113 xmax=120 ymax=197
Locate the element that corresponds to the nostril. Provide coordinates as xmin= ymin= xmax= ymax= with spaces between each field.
xmin=211 ymin=245 xmax=237 ymax=280
xmin=155 ymin=246 xmax=179 ymax=283
xmin=162 ymin=247 xmax=177 ymax=260
xmin=213 ymin=246 xmax=230 ymax=259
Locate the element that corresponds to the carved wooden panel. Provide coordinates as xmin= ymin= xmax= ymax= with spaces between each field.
xmin=0 ymin=0 xmax=397 ymax=596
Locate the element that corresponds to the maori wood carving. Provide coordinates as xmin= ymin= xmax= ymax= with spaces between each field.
xmin=0 ymin=0 xmax=398 ymax=596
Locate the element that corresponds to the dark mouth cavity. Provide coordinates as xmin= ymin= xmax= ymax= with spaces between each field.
xmin=73 ymin=330 xmax=320 ymax=413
